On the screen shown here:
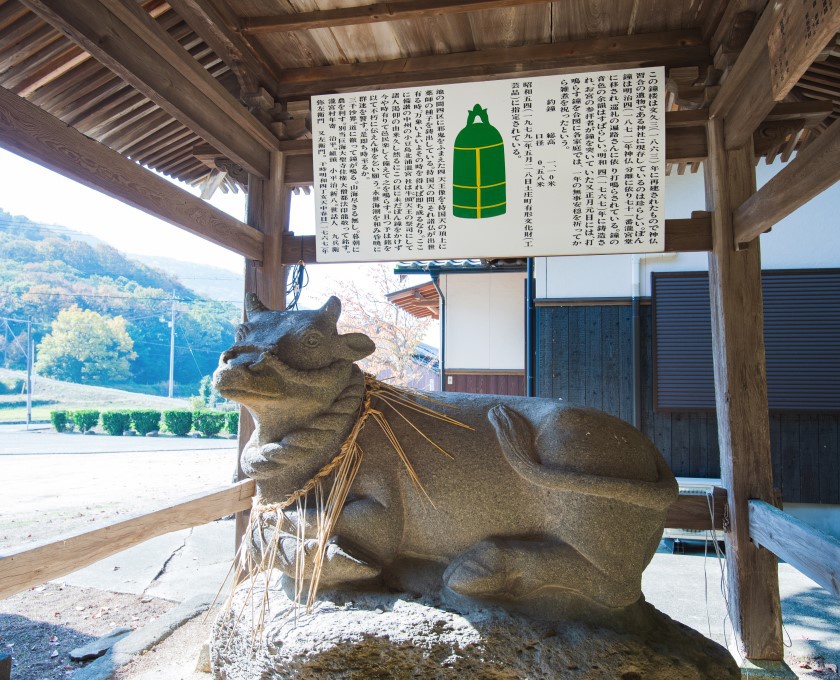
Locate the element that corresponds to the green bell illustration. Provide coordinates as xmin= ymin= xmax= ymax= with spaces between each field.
xmin=452 ymin=104 xmax=506 ymax=219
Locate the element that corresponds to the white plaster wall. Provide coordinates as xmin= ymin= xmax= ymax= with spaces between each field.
xmin=442 ymin=271 xmax=525 ymax=370
xmin=537 ymin=159 xmax=840 ymax=299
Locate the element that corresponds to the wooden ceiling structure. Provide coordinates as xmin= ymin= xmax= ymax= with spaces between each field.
xmin=2 ymin=0 xmax=840 ymax=674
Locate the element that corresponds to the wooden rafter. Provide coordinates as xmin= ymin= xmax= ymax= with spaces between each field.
xmin=241 ymin=0 xmax=552 ymax=34
xmin=734 ymin=119 xmax=840 ymax=245
xmin=20 ymin=0 xmax=279 ymax=177
xmin=271 ymin=29 xmax=710 ymax=98
xmin=0 ymin=84 xmax=264 ymax=260
xmin=166 ymin=0 xmax=282 ymax=96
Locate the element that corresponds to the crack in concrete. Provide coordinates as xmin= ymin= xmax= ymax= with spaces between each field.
xmin=144 ymin=528 xmax=193 ymax=592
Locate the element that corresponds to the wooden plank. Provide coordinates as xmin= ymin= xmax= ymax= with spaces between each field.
xmin=272 ymin=30 xmax=711 ymax=97
xmin=781 ymin=415 xmax=801 ymax=502
xmin=800 ymin=415 xmax=821 ymax=503
xmin=705 ymin=117 xmax=784 ymax=660
xmin=707 ymin=415 xmax=721 ymax=478
xmin=554 ymin=307 xmax=570 ymax=401
xmin=585 ymin=306 xmax=602 ymax=409
xmin=770 ymin=413 xmax=782 ymax=492
xmin=818 ymin=415 xmax=840 ymax=505
xmin=671 ymin=412 xmax=691 ymax=476
xmin=0 ymin=480 xmax=256 ymax=601
xmin=734 ymin=119 xmax=840 ymax=245
xmin=0 ymin=84 xmax=264 ymax=260
xmin=618 ymin=305 xmax=633 ymax=424
xmin=688 ymin=413 xmax=706 ymax=478
xmin=568 ymin=307 xmax=586 ymax=406
xmin=767 ymin=0 xmax=840 ymax=99
xmin=665 ymin=487 xmax=727 ymax=530
xmin=20 ymin=0 xmax=278 ymax=177
xmin=749 ymin=500 xmax=840 ymax=598
xmin=602 ymin=305 xmax=620 ymax=417
xmin=242 ymin=0 xmax=550 ymax=33
xmin=639 ymin=305 xmax=654 ymax=440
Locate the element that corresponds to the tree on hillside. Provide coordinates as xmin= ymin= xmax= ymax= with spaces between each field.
xmin=35 ymin=306 xmax=137 ymax=385
xmin=326 ymin=264 xmax=433 ymax=388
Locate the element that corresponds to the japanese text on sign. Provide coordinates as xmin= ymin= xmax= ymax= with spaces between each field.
xmin=313 ymin=67 xmax=664 ymax=262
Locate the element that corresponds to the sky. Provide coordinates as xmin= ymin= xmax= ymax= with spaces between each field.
xmin=0 ymin=147 xmax=318 ymax=275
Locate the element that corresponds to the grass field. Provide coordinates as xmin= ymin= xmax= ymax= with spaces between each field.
xmin=0 ymin=368 xmax=190 ymax=422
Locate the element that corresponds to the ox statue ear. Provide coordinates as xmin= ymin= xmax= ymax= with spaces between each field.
xmin=339 ymin=332 xmax=376 ymax=361
xmin=320 ymin=296 xmax=342 ymax=325
xmin=244 ymin=292 xmax=269 ymax=319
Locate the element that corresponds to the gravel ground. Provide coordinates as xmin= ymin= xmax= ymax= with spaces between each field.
xmin=0 ymin=583 xmax=174 ymax=679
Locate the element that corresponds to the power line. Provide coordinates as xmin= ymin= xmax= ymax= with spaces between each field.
xmin=5 ymin=290 xmax=241 ymax=304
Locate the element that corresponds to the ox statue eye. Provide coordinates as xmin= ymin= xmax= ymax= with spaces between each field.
xmin=303 ymin=331 xmax=321 ymax=348
xmin=235 ymin=326 xmax=247 ymax=342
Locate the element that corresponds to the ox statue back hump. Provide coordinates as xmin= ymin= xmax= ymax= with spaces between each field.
xmin=213 ymin=294 xmax=678 ymax=620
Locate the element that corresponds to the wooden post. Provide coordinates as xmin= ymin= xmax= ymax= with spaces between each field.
xmin=234 ymin=150 xmax=290 ymax=566
xmin=705 ymin=118 xmax=790 ymax=674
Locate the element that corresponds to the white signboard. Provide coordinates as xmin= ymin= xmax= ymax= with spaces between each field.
xmin=312 ymin=67 xmax=664 ymax=262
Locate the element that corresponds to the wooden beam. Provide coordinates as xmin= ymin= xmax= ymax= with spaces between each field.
xmin=734 ymin=120 xmax=840 ymax=245
xmin=242 ymin=0 xmax=551 ymax=34
xmin=0 ymin=84 xmax=263 ymax=260
xmin=281 ymin=232 xmax=317 ymax=264
xmin=705 ymin=117 xmax=784 ymax=662
xmin=749 ymin=501 xmax=840 ymax=598
xmin=21 ymin=0 xmax=278 ymax=177
xmin=665 ymin=487 xmax=727 ymax=531
xmin=272 ymin=30 xmax=711 ymax=98
xmin=711 ymin=0 xmax=840 ymax=149
xmin=0 ymin=480 xmax=255 ymax=601
xmin=664 ymin=212 xmax=713 ymax=252
xmin=283 ymin=214 xmax=714 ymax=266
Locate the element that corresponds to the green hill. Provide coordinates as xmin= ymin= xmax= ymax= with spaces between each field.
xmin=0 ymin=209 xmax=238 ymax=396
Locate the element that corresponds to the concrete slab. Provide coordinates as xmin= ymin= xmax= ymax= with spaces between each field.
xmin=643 ymin=549 xmax=731 ymax=647
xmin=144 ymin=521 xmax=236 ymax=602
xmin=54 ymin=530 xmax=190 ymax=596
xmin=643 ymin=547 xmax=840 ymax=669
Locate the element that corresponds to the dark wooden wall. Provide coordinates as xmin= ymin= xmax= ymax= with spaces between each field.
xmin=537 ymin=303 xmax=840 ymax=504
xmin=445 ymin=372 xmax=525 ymax=396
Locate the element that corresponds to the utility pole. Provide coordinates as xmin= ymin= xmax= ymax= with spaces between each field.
xmin=168 ymin=294 xmax=176 ymax=398
xmin=26 ymin=317 xmax=32 ymax=429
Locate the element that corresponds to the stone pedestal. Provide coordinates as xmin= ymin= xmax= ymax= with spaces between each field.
xmin=212 ymin=575 xmax=739 ymax=679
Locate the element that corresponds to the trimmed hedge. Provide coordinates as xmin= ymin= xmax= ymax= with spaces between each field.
xmin=101 ymin=411 xmax=131 ymax=436
xmin=225 ymin=410 xmax=239 ymax=435
xmin=163 ymin=410 xmax=192 ymax=436
xmin=193 ymin=410 xmax=225 ymax=437
xmin=50 ymin=410 xmax=69 ymax=433
xmin=72 ymin=410 xmax=100 ymax=433
xmin=131 ymin=410 xmax=161 ymax=435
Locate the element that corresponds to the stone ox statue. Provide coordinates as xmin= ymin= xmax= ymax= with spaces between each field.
xmin=213 ymin=294 xmax=678 ymax=621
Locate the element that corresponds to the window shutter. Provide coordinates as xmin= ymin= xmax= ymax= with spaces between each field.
xmin=653 ymin=270 xmax=840 ymax=412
